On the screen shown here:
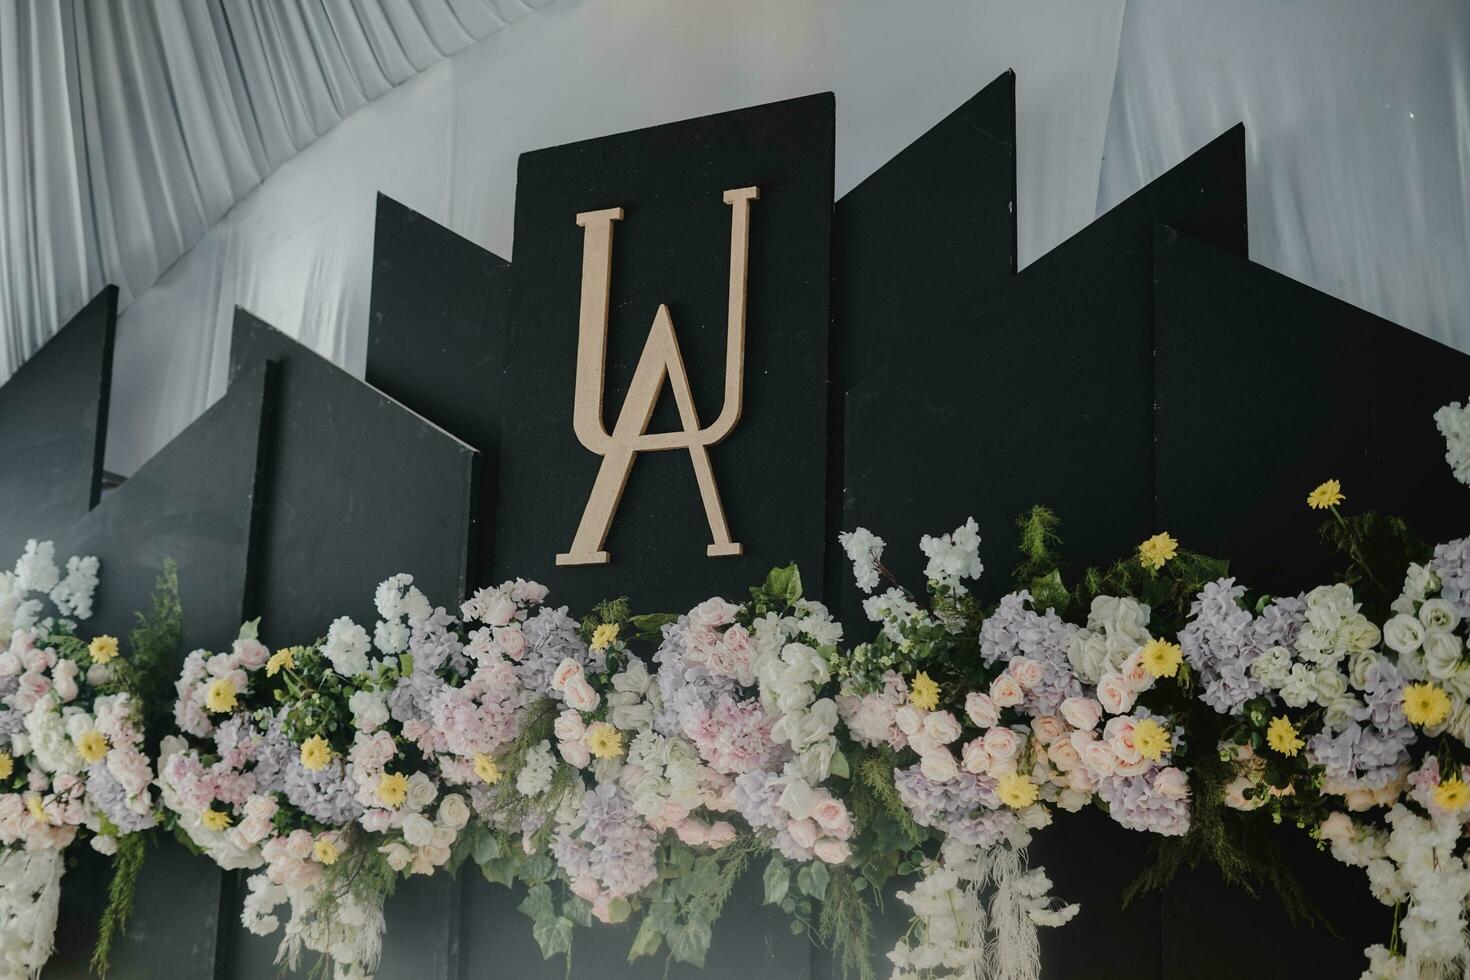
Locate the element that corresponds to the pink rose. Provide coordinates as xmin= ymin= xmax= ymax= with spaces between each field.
xmin=285 ymin=830 xmax=313 ymax=860
xmin=52 ymin=658 xmax=79 ymax=703
xmin=232 ymin=638 xmax=269 ymax=670
xmin=1031 ymin=715 xmax=1065 ymax=744
xmin=690 ymin=597 xmax=738 ymax=630
xmin=496 ymin=627 xmax=527 ymax=661
xmin=1120 ymin=650 xmax=1152 ymax=693
xmin=550 ymin=658 xmax=583 ymax=693
xmin=675 ymin=820 xmax=710 ymax=847
xmin=1009 ymin=657 xmax=1044 ymax=690
xmin=1067 ymin=766 xmax=1097 ymax=793
xmin=961 ymin=739 xmax=991 ymax=775
xmin=559 ymin=739 xmax=591 ymax=769
xmin=990 ymin=673 xmax=1025 ymax=708
xmin=920 ymin=748 xmax=960 ymax=782
xmin=787 ymin=818 xmax=819 ymax=850
xmin=1154 ymin=767 xmax=1189 ymax=800
xmin=21 ymin=646 xmax=54 ymax=674
xmin=965 ymin=692 xmax=998 ymax=729
xmin=484 ymin=594 xmax=518 ymax=627
xmin=813 ymin=838 xmax=851 ymax=864
xmin=1060 ymin=697 xmax=1102 ymax=732
xmin=811 ymin=798 xmax=849 ymax=834
xmin=1048 ymin=739 xmax=1081 ymax=772
xmin=1079 ymin=740 xmax=1117 ymax=777
xmin=553 ymin=709 xmax=586 ymax=743
xmin=922 ymin=710 xmax=962 ymax=745
xmin=563 ymin=675 xmax=600 ymax=712
xmin=893 ymin=706 xmax=923 ymax=736
xmin=1096 ymin=673 xmax=1135 ymax=715
xmin=706 ymin=821 xmax=737 ymax=847
xmin=983 ymin=727 xmax=1021 ymax=761
xmin=13 ymin=672 xmax=51 ymax=711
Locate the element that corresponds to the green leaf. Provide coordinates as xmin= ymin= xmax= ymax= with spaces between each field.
xmin=628 ymin=612 xmax=678 ymax=638
xmin=763 ymin=564 xmax=804 ymax=605
xmin=762 ymin=856 xmax=790 ymax=905
xmin=473 ymin=830 xmax=501 ymax=865
xmin=628 ymin=917 xmax=663 ymax=960
xmin=668 ymin=920 xmax=712 ymax=967
xmin=518 ymin=883 xmax=555 ymax=922
xmin=237 ymin=618 xmax=261 ymax=640
xmin=531 ymin=914 xmax=574 ymax=959
xmin=603 ymin=897 xmax=632 ymax=924
xmin=797 ymin=862 xmax=830 ymax=900
xmin=829 ymin=750 xmax=850 ymax=780
xmin=563 ymin=896 xmax=594 ymax=928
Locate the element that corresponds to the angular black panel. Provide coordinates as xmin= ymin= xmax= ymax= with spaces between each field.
xmin=1154 ymin=227 xmax=1470 ymax=597
xmin=0 ymin=287 xmax=115 ymax=562
xmin=45 ymin=364 xmax=277 ymax=980
xmin=495 ymin=94 xmax=835 ymax=614
xmin=367 ymin=194 xmax=509 ymax=589
xmin=226 ymin=310 xmax=477 ymax=979
xmin=228 ymin=309 xmax=480 ymax=638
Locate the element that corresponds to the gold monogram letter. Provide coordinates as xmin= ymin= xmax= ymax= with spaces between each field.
xmin=555 ymin=186 xmax=759 ymax=567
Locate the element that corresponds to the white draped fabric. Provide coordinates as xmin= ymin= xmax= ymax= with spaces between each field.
xmin=2 ymin=0 xmax=1467 ymax=476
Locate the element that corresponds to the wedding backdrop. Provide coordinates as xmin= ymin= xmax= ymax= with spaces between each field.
xmin=3 ymin=4 xmax=1470 ymax=980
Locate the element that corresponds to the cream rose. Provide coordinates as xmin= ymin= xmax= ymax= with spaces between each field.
xmin=1096 ymin=673 xmax=1135 ymax=715
xmin=1008 ymin=657 xmax=1044 ymax=690
xmin=550 ymin=658 xmax=583 ymax=693
xmin=1383 ymin=614 xmax=1425 ymax=655
xmin=922 ymin=710 xmax=962 ymax=745
xmin=965 ymin=692 xmax=998 ymax=728
xmin=961 ymin=739 xmax=991 ymax=775
xmin=990 ymin=673 xmax=1025 ymax=708
xmin=920 ymin=748 xmax=960 ymax=782
xmin=563 ymin=675 xmax=601 ymax=712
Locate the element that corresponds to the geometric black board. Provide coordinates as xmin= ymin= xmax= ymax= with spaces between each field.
xmin=45 ymin=363 xmax=276 ymax=980
xmin=0 ymin=286 xmax=116 ymax=564
xmin=494 ymin=94 xmax=835 ymax=614
xmin=367 ymin=193 xmax=510 ymax=591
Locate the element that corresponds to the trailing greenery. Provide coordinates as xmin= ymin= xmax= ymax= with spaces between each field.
xmin=90 ymin=831 xmax=148 ymax=975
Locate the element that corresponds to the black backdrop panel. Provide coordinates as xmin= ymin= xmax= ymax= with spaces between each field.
xmin=0 ymin=287 xmax=115 ymax=563
xmin=367 ymin=194 xmax=509 ymax=590
xmin=1153 ymin=227 xmax=1470 ymax=977
xmin=495 ymin=94 xmax=835 ymax=613
xmin=45 ymin=363 xmax=276 ymax=980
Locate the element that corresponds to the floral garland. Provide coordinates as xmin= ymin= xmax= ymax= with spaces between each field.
xmin=4 ymin=409 xmax=1470 ymax=979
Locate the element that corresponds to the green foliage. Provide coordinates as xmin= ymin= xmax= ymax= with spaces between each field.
xmin=578 ymin=597 xmax=632 ymax=642
xmin=816 ymin=867 xmax=877 ymax=980
xmin=628 ymin=835 xmax=764 ymax=969
xmin=1319 ymin=510 xmax=1430 ymax=619
xmin=1013 ymin=506 xmax=1070 ymax=613
xmin=117 ymin=560 xmax=183 ymax=745
xmin=749 ymin=564 xmax=804 ymax=616
xmin=90 ymin=831 xmax=148 ymax=976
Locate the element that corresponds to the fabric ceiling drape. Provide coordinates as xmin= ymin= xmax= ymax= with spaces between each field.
xmin=0 ymin=0 xmax=547 ymax=381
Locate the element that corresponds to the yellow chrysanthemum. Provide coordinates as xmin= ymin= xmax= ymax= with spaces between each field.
xmin=586 ymin=722 xmax=624 ymax=759
xmin=376 ymin=771 xmax=409 ymax=808
xmin=75 ymin=729 xmax=109 ymax=764
xmin=201 ymin=808 xmax=232 ymax=831
xmin=996 ymin=772 xmax=1040 ymax=809
xmin=205 ymin=676 xmax=238 ymax=714
xmin=25 ymin=794 xmax=47 ymax=824
xmin=590 ymin=622 xmax=620 ymax=653
xmin=1434 ymin=776 xmax=1470 ymax=812
xmin=313 ymin=838 xmax=340 ymax=865
xmin=0 ymin=752 xmax=13 ymax=780
xmin=1140 ymin=638 xmax=1183 ymax=679
xmin=299 ymin=735 xmax=333 ymax=772
xmin=88 ymin=634 xmax=120 ymax=664
xmin=1138 ymin=532 xmax=1179 ymax=571
xmin=266 ymin=647 xmax=296 ymax=677
xmin=1404 ymin=683 xmax=1452 ymax=727
xmin=909 ymin=672 xmax=940 ymax=711
xmin=473 ymin=753 xmax=502 ymax=785
xmin=1132 ymin=718 xmax=1172 ymax=761
xmin=1266 ymin=716 xmax=1304 ymax=757
xmin=1307 ymin=479 xmax=1345 ymax=510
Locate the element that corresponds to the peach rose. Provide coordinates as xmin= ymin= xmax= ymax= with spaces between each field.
xmin=990 ymin=673 xmax=1025 ymax=708
xmin=1060 ymin=697 xmax=1102 ymax=732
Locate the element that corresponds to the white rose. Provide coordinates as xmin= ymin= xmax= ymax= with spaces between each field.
xmin=406 ymin=772 xmax=437 ymax=811
xmin=1313 ymin=668 xmax=1348 ymax=704
xmin=437 ymin=794 xmax=470 ymax=830
xmin=0 ymin=651 xmax=19 ymax=677
xmin=563 ymin=675 xmax=601 ymax=712
xmin=1423 ymin=630 xmax=1464 ymax=680
xmin=401 ymin=813 xmax=434 ymax=847
xmin=778 ymin=779 xmax=818 ymax=821
xmin=965 ymin=693 xmax=998 ymax=729
xmin=919 ymin=747 xmax=959 ymax=782
xmin=1383 ymin=615 xmax=1425 ymax=655
xmin=550 ymin=659 xmax=583 ymax=693
xmin=52 ymin=659 xmax=79 ymax=703
xmin=1420 ymin=598 xmax=1462 ymax=633
xmin=922 ymin=710 xmax=962 ymax=746
xmin=893 ymin=706 xmax=924 ymax=736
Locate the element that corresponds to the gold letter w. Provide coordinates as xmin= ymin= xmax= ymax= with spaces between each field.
xmin=555 ymin=187 xmax=758 ymax=567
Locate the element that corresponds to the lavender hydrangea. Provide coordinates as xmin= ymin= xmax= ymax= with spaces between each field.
xmin=1097 ymin=771 xmax=1188 ymax=836
xmin=978 ymin=591 xmax=1082 ymax=714
xmin=390 ymin=611 xmax=471 ymax=726
xmin=1431 ymin=537 xmax=1470 ymax=619
xmin=1180 ymin=578 xmax=1304 ymax=715
xmin=729 ymin=767 xmax=785 ymax=832
xmin=519 ymin=607 xmax=599 ymax=698
xmin=86 ymin=763 xmax=156 ymax=833
xmin=1307 ymin=722 xmax=1414 ymax=788
xmin=652 ymin=617 xmax=735 ymax=737
xmin=551 ymin=783 xmax=657 ymax=901
xmin=892 ymin=765 xmax=1016 ymax=846
xmin=281 ymin=754 xmax=363 ymax=825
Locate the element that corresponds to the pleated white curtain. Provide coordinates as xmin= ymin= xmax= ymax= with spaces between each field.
xmin=0 ymin=0 xmax=547 ymax=381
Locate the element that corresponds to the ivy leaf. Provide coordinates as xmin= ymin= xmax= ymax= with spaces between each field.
xmin=762 ymin=856 xmax=790 ymax=905
xmin=563 ymin=896 xmax=594 ymax=928
xmin=473 ymin=830 xmax=501 ymax=865
xmin=668 ymin=920 xmax=713 ymax=967
xmin=531 ymin=915 xmax=574 ymax=959
xmin=628 ymin=917 xmax=663 ymax=961
xmin=797 ymin=862 xmax=830 ymax=900
xmin=518 ymin=883 xmax=555 ymax=923
xmin=603 ymin=897 xmax=632 ymax=924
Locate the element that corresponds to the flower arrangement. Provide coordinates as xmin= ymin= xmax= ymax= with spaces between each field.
xmin=0 ymin=541 xmax=176 ymax=978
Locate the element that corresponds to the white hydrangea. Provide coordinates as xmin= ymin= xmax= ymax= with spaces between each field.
xmin=322 ymin=617 xmax=371 ymax=677
xmin=1434 ymin=399 xmax=1470 ymax=486
xmin=516 ymin=741 xmax=556 ymax=797
xmin=348 ymin=690 xmax=389 ymax=732
xmin=919 ymin=516 xmax=983 ymax=596
xmin=372 ymin=573 xmax=433 ymax=654
xmin=13 ymin=540 xmax=59 ymax=594
xmin=48 ymin=555 xmax=99 ymax=620
xmin=861 ymin=588 xmax=928 ymax=644
xmin=837 ymin=527 xmax=885 ymax=594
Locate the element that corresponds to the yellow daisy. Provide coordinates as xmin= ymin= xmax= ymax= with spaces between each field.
xmin=909 ymin=671 xmax=940 ymax=711
xmin=1138 ymin=532 xmax=1179 ymax=571
xmin=1132 ymin=718 xmax=1172 ymax=761
xmin=266 ymin=647 xmax=296 ymax=677
xmin=590 ymin=622 xmax=620 ymax=653
xmin=376 ymin=771 xmax=409 ymax=808
xmin=473 ymin=753 xmax=502 ymax=785
xmin=205 ymin=676 xmax=238 ymax=714
xmin=1266 ymin=716 xmax=1304 ymax=757
xmin=25 ymin=794 xmax=47 ymax=824
xmin=201 ymin=808 xmax=232 ymax=831
xmin=313 ymin=838 xmax=340 ymax=865
xmin=996 ymin=772 xmax=1039 ymax=809
xmin=586 ymin=722 xmax=624 ymax=759
xmin=1434 ymin=776 xmax=1470 ymax=812
xmin=1307 ymin=479 xmax=1345 ymax=510
xmin=88 ymin=635 xmax=120 ymax=664
xmin=1140 ymin=638 xmax=1183 ymax=678
xmin=75 ymin=729 xmax=109 ymax=764
xmin=1403 ymin=683 xmax=1452 ymax=727
xmin=299 ymin=735 xmax=333 ymax=772
xmin=0 ymin=752 xmax=14 ymax=780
